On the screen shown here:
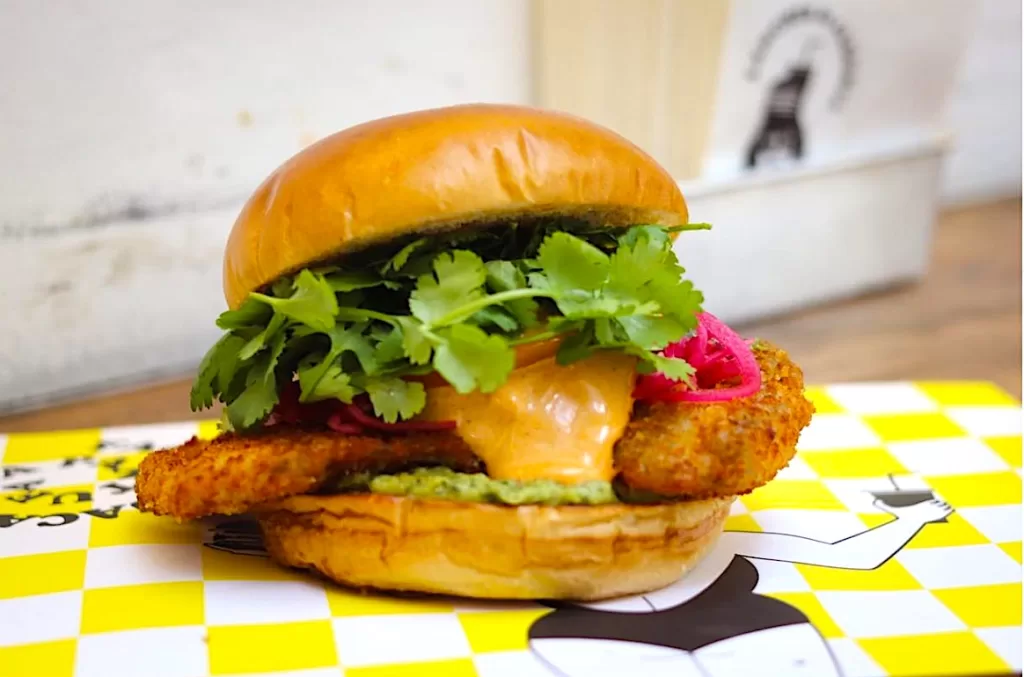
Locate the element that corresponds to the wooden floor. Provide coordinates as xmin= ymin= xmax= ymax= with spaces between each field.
xmin=739 ymin=198 xmax=1021 ymax=398
xmin=1 ymin=198 xmax=1019 ymax=433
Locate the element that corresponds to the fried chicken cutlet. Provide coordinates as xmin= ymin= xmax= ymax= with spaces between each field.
xmin=614 ymin=341 xmax=814 ymax=499
xmin=136 ymin=342 xmax=810 ymax=519
xmin=136 ymin=428 xmax=481 ymax=520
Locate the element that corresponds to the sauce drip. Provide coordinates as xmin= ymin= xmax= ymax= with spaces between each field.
xmin=420 ymin=352 xmax=637 ymax=482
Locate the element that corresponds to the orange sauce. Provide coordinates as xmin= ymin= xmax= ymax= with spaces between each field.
xmin=419 ymin=351 xmax=637 ymax=482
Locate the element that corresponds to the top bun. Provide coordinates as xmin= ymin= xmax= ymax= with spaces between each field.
xmin=223 ymin=103 xmax=688 ymax=309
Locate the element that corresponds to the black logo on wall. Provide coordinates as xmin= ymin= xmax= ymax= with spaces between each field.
xmin=745 ymin=6 xmax=855 ymax=169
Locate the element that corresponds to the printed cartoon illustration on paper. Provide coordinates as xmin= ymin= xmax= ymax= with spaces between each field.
xmin=203 ymin=478 xmax=954 ymax=677
xmin=527 ymin=483 xmax=953 ymax=677
xmin=4 ymin=382 xmax=1020 ymax=677
xmin=204 ymin=517 xmax=266 ymax=557
xmin=0 ymin=448 xmax=961 ymax=677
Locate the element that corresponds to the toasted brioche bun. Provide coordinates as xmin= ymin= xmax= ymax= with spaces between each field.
xmin=254 ymin=493 xmax=732 ymax=601
xmin=223 ymin=103 xmax=688 ymax=309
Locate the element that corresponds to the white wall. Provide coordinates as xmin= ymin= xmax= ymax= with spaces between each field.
xmin=0 ymin=1 xmax=531 ymax=412
xmin=0 ymin=1 xmax=531 ymax=231
xmin=939 ymin=0 xmax=1022 ymax=205
xmin=0 ymin=1 xmax=1017 ymax=411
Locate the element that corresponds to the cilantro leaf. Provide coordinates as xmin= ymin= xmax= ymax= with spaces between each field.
xmin=604 ymin=227 xmax=703 ymax=340
xmin=623 ymin=345 xmax=695 ymax=381
xmin=295 ymin=326 xmax=378 ymax=401
xmin=649 ymin=276 xmax=703 ymax=329
xmin=296 ymin=354 xmax=330 ymax=401
xmin=325 ymin=271 xmax=392 ymax=292
xmin=645 ymin=353 xmax=695 ymax=381
xmin=339 ymin=329 xmax=379 ymax=375
xmin=372 ymin=325 xmax=406 ymax=364
xmin=191 ymin=221 xmax=708 ymax=430
xmin=593 ymin=317 xmax=620 ymax=345
xmin=617 ymin=225 xmax=673 ymax=250
xmin=433 ymin=324 xmax=515 ymax=393
xmin=295 ymin=352 xmax=326 ymax=392
xmin=555 ymin=322 xmax=596 ymax=365
xmin=607 ymin=228 xmax=673 ymax=296
xmin=535 ymin=232 xmax=610 ymax=293
xmin=239 ymin=313 xmax=286 ymax=360
xmin=190 ymin=334 xmax=238 ymax=411
xmin=270 ymin=277 xmax=294 ymax=298
xmin=298 ymin=358 xmax=357 ymax=402
xmin=396 ymin=253 xmax=438 ymax=279
xmin=364 ymin=377 xmax=426 ymax=423
xmin=472 ymin=306 xmax=519 ymax=332
xmin=335 ymin=291 xmax=366 ymax=309
xmin=216 ymin=297 xmax=272 ymax=330
xmin=397 ymin=317 xmax=434 ymax=365
xmin=533 ymin=233 xmax=644 ymax=319
xmin=214 ymin=335 xmax=249 ymax=395
xmin=225 ymin=354 xmax=279 ymax=430
xmin=409 ymin=251 xmax=487 ymax=326
xmin=485 ymin=260 xmax=539 ymax=328
xmin=226 ymin=377 xmax=278 ymax=430
xmin=559 ymin=294 xmax=634 ymax=319
xmin=484 ymin=260 xmax=521 ymax=290
xmin=664 ymin=222 xmax=712 ymax=233
xmin=216 ymin=408 xmax=235 ymax=434
xmin=616 ymin=315 xmax=689 ymax=352
xmin=382 ymin=238 xmax=427 ymax=275
xmin=265 ymin=328 xmax=288 ymax=379
xmin=251 ymin=269 xmax=338 ymax=332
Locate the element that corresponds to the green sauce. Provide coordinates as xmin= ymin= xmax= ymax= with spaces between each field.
xmin=325 ymin=467 xmax=621 ymax=506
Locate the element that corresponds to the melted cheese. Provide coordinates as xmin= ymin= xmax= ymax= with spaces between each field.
xmin=420 ymin=352 xmax=637 ymax=483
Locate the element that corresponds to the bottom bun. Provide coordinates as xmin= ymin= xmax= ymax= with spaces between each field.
xmin=254 ymin=493 xmax=733 ymax=601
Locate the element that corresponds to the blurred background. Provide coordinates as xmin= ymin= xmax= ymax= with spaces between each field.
xmin=0 ymin=0 xmax=1019 ymax=426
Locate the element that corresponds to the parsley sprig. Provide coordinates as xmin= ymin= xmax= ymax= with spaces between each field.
xmin=191 ymin=223 xmax=708 ymax=431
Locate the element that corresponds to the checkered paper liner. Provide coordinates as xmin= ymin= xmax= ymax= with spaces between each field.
xmin=0 ymin=381 xmax=1020 ymax=677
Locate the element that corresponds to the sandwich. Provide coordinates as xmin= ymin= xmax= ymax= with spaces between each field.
xmin=136 ymin=104 xmax=814 ymax=601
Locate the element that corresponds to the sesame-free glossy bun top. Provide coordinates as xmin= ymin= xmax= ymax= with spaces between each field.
xmin=223 ymin=103 xmax=688 ymax=309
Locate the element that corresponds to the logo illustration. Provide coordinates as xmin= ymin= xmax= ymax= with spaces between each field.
xmin=744 ymin=6 xmax=856 ymax=170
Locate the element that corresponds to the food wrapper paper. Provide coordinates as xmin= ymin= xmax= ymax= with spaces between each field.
xmin=0 ymin=381 xmax=1020 ymax=677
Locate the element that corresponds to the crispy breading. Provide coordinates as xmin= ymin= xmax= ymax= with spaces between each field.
xmin=137 ymin=343 xmax=812 ymax=520
xmin=613 ymin=341 xmax=815 ymax=499
xmin=135 ymin=427 xmax=480 ymax=520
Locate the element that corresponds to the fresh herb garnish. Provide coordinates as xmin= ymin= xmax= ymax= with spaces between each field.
xmin=191 ymin=221 xmax=707 ymax=431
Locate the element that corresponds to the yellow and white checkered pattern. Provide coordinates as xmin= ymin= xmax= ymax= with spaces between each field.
xmin=0 ymin=382 xmax=1020 ymax=677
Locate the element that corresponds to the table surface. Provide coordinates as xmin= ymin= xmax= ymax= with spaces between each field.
xmin=2 ymin=198 xmax=1020 ymax=434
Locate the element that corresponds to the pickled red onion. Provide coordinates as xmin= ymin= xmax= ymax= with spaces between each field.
xmin=343 ymin=400 xmax=457 ymax=432
xmin=633 ymin=312 xmax=761 ymax=403
xmin=631 ymin=371 xmax=679 ymax=401
xmin=325 ymin=414 xmax=363 ymax=435
xmin=267 ymin=382 xmax=456 ymax=433
xmin=671 ymin=319 xmax=706 ymax=363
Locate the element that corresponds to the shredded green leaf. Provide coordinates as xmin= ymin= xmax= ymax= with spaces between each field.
xmin=190 ymin=220 xmax=708 ymax=429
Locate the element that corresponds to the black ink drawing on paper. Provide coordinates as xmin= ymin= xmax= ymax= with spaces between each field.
xmin=528 ymin=486 xmax=952 ymax=677
xmin=195 ymin=478 xmax=954 ymax=677
xmin=746 ymin=39 xmax=818 ymax=169
xmin=743 ymin=6 xmax=856 ymax=171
